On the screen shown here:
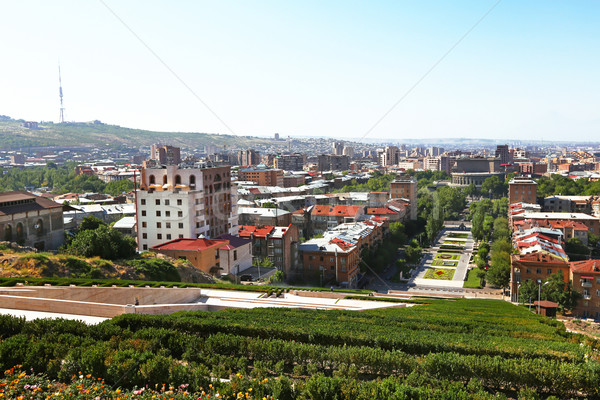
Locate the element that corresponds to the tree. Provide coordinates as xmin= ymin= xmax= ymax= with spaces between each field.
xmin=542 ymin=271 xmax=581 ymax=312
xmin=405 ymin=240 xmax=422 ymax=264
xmin=67 ymin=225 xmax=136 ymax=260
xmin=79 ymin=215 xmax=106 ymax=232
xmin=389 ymin=222 xmax=407 ymax=245
xmin=519 ymin=279 xmax=537 ymax=304
xmin=565 ymin=238 xmax=589 ymax=261
xmin=481 ymin=176 xmax=506 ymax=198
xmin=104 ymin=179 xmax=135 ymax=196
xmin=486 ymin=261 xmax=510 ymax=290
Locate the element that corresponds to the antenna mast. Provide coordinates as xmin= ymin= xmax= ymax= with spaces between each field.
xmin=58 ymin=64 xmax=65 ymax=123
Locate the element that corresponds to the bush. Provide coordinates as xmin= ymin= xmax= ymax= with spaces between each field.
xmin=126 ymin=258 xmax=181 ymax=282
xmin=67 ymin=225 xmax=136 ymax=260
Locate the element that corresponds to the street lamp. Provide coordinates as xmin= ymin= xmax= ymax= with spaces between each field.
xmin=517 ymin=283 xmax=521 ymax=304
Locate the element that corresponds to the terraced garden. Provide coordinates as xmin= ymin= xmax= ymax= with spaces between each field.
xmin=431 ymin=259 xmax=458 ymax=267
xmin=434 ymin=253 xmax=461 ymax=260
xmin=1 ymin=300 xmax=598 ymax=399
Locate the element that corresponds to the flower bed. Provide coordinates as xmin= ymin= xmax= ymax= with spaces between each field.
xmin=440 ymin=245 xmax=464 ymax=250
xmin=424 ymin=268 xmax=455 ymax=280
xmin=443 ymin=240 xmax=467 ymax=245
xmin=435 ymin=253 xmax=461 ymax=261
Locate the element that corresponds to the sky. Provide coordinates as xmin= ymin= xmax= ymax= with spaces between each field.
xmin=1 ymin=1 xmax=600 ymax=142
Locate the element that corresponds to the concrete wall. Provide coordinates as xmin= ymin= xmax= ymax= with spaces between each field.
xmin=0 ymin=286 xmax=202 ymax=306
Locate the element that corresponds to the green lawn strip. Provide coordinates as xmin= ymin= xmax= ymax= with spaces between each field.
xmin=423 ymin=268 xmax=455 ymax=280
xmin=447 ymin=232 xmax=469 ymax=239
xmin=463 ymin=268 xmax=483 ymax=289
xmin=443 ymin=240 xmax=467 ymax=245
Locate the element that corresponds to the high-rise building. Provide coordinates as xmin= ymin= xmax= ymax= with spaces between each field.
xmin=150 ymin=144 xmax=181 ymax=165
xmin=508 ymin=177 xmax=537 ymax=205
xmin=423 ymin=156 xmax=450 ymax=174
xmin=332 ymin=142 xmax=344 ymax=156
xmin=136 ymin=163 xmax=238 ymax=250
xmin=496 ymin=145 xmax=510 ymax=165
xmin=377 ymin=146 xmax=400 ymax=167
xmin=273 ymin=154 xmax=305 ymax=171
xmin=427 ymin=146 xmax=444 ymax=157
xmin=390 ymin=177 xmax=417 ymax=220
xmin=318 ymin=154 xmax=349 ymax=171
xmin=238 ymin=149 xmax=260 ymax=166
xmin=342 ymin=146 xmax=354 ymax=158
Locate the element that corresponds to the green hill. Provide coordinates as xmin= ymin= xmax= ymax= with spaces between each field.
xmin=0 ymin=118 xmax=277 ymax=149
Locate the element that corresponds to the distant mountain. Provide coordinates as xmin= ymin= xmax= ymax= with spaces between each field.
xmin=0 ymin=118 xmax=278 ymax=150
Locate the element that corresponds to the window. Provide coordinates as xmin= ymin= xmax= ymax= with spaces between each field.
xmin=157 ymin=222 xmax=161 ymax=228
xmin=215 ymin=250 xmax=219 ymax=258
xmin=142 ymin=221 xmax=147 ymax=228
xmin=526 ymin=268 xmax=531 ymax=273
xmin=320 ymin=256 xmax=324 ymax=261
xmin=234 ymin=250 xmax=237 ymax=261
xmin=166 ymin=222 xmax=171 ymax=229
xmin=536 ymin=268 xmax=541 ymax=274
xmin=157 ymin=234 xmax=162 ymax=240
xmin=178 ymin=223 xmax=184 ymax=229
xmin=178 ymin=211 xmax=183 ymax=217
xmin=164 ymin=199 xmax=170 ymax=206
xmin=156 ymin=211 xmax=161 ymax=217
xmin=166 ymin=234 xmax=171 ymax=240
xmin=330 ymin=257 xmax=334 ymax=262
xmin=155 ymin=199 xmax=160 ymax=205
xmin=547 ymin=269 xmax=552 ymax=275
xmin=141 ymin=199 xmax=146 ymax=205
xmin=177 ymin=199 xmax=182 ymax=205
xmin=142 ymin=233 xmax=147 ymax=239
xmin=141 ymin=210 xmax=146 ymax=217
xmin=165 ymin=211 xmax=170 ymax=217
xmin=143 ymin=244 xmax=148 ymax=250
xmin=179 ymin=234 xmax=184 ymax=238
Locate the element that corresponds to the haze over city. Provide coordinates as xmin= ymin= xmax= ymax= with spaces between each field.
xmin=2 ymin=0 xmax=600 ymax=141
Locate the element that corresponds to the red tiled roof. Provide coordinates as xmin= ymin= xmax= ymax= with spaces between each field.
xmin=311 ymin=205 xmax=361 ymax=218
xmin=570 ymin=259 xmax=600 ymax=274
xmin=151 ymin=238 xmax=226 ymax=251
xmin=366 ymin=207 xmax=397 ymax=215
xmin=238 ymin=225 xmax=275 ymax=238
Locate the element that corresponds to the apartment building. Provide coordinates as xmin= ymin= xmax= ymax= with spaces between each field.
xmin=238 ymin=224 xmax=299 ymax=277
xmin=508 ymin=177 xmax=537 ymax=205
xmin=317 ymin=154 xmax=349 ymax=171
xmin=273 ymin=154 xmax=304 ymax=171
xmin=238 ymin=149 xmax=260 ymax=166
xmin=150 ymin=144 xmax=181 ymax=165
xmin=136 ymin=163 xmax=238 ymax=250
xmin=238 ymin=166 xmax=284 ymax=187
xmin=390 ymin=178 xmax=417 ymax=220
xmin=311 ymin=205 xmax=364 ymax=234
xmin=570 ymin=260 xmax=600 ymax=319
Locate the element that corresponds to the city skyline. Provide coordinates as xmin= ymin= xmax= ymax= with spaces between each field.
xmin=2 ymin=1 xmax=599 ymax=142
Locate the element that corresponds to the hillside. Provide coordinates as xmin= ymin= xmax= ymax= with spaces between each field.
xmin=0 ymin=298 xmax=598 ymax=399
xmin=0 ymin=118 xmax=278 ymax=149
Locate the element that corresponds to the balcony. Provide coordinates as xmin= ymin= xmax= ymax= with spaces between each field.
xmin=581 ymin=282 xmax=593 ymax=288
xmin=583 ymin=294 xmax=592 ymax=300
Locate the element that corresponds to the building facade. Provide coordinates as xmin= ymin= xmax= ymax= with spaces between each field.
xmin=137 ymin=163 xmax=238 ymax=250
xmin=390 ymin=178 xmax=417 ymax=220
xmin=238 ymin=167 xmax=284 ymax=186
xmin=509 ymin=177 xmax=537 ymax=205
xmin=0 ymin=191 xmax=65 ymax=250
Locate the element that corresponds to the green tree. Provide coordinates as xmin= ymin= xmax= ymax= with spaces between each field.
xmin=405 ymin=240 xmax=422 ymax=264
xmin=565 ymin=238 xmax=589 ymax=261
xmin=104 ymin=179 xmax=135 ymax=196
xmin=78 ymin=215 xmax=106 ymax=232
xmin=67 ymin=225 xmax=136 ymax=260
xmin=481 ymin=176 xmax=507 ymax=198
xmin=518 ymin=279 xmax=537 ymax=304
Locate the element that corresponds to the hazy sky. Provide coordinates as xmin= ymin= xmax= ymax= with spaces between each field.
xmin=2 ymin=1 xmax=599 ymax=141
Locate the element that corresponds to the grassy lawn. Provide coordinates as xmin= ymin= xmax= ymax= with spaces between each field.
xmin=431 ymin=260 xmax=458 ymax=267
xmin=463 ymin=268 xmax=483 ymax=289
xmin=435 ymin=253 xmax=461 ymax=260
xmin=424 ymin=268 xmax=455 ymax=280
xmin=447 ymin=232 xmax=469 ymax=239
xmin=440 ymin=245 xmax=464 ymax=251
xmin=443 ymin=240 xmax=466 ymax=245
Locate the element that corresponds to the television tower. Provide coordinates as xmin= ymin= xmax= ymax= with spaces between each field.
xmin=58 ymin=64 xmax=65 ymax=123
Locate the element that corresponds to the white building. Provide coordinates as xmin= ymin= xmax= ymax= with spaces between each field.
xmin=136 ymin=163 xmax=238 ymax=251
